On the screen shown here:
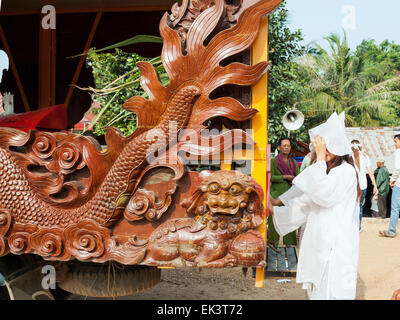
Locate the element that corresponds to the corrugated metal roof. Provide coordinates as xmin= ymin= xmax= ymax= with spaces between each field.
xmin=346 ymin=127 xmax=400 ymax=173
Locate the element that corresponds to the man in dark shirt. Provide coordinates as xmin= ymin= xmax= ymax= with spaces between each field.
xmin=374 ymin=158 xmax=390 ymax=218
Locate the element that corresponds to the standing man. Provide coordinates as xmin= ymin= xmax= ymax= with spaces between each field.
xmin=379 ymin=134 xmax=400 ymax=237
xmin=268 ymin=137 xmax=300 ymax=246
xmin=351 ymin=139 xmax=379 ymax=229
xmin=374 ymin=158 xmax=389 ymax=219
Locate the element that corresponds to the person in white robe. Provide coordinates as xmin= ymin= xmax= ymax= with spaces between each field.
xmin=269 ymin=112 xmax=360 ymax=300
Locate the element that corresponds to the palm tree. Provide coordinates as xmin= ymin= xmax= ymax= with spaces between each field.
xmin=296 ymin=32 xmax=400 ymax=127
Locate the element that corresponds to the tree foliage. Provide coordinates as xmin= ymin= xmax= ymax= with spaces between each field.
xmin=356 ymin=39 xmax=400 ymax=81
xmin=85 ymin=49 xmax=167 ymax=136
xmin=355 ymin=39 xmax=400 ymax=126
xmin=267 ymin=0 xmax=307 ymax=149
xmin=78 ymin=33 xmax=166 ymax=137
xmin=296 ymin=33 xmax=400 ymax=128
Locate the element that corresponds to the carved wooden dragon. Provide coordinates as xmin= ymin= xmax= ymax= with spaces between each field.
xmin=0 ymin=0 xmax=281 ymax=266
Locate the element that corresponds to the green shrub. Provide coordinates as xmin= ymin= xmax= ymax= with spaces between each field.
xmin=85 ymin=48 xmax=167 ymax=136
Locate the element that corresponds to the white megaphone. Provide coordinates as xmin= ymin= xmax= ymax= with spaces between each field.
xmin=282 ymin=108 xmax=304 ymax=131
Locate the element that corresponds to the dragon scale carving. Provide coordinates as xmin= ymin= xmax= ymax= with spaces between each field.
xmin=1 ymin=85 xmax=201 ymax=228
xmin=0 ymin=0 xmax=281 ymax=266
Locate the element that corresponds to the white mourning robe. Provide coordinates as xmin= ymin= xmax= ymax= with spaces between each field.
xmin=272 ymin=160 xmax=359 ymax=300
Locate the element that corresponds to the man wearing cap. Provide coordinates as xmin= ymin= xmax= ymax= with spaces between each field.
xmin=374 ymin=158 xmax=389 ymax=219
xmin=269 ymin=112 xmax=360 ymax=300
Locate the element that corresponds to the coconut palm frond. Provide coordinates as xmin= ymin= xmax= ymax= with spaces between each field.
xmin=366 ymin=76 xmax=400 ymax=94
xmin=296 ymin=30 xmax=400 ymax=128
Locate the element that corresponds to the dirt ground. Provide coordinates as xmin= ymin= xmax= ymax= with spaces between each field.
xmin=69 ymin=218 xmax=400 ymax=300
xmin=356 ymin=217 xmax=400 ymax=300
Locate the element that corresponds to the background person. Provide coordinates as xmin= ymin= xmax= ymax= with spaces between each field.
xmin=269 ymin=112 xmax=360 ymax=300
xmin=374 ymin=158 xmax=389 ymax=219
xmin=351 ymin=140 xmax=379 ymax=229
xmin=379 ymin=134 xmax=400 ymax=237
xmin=268 ymin=137 xmax=300 ymax=246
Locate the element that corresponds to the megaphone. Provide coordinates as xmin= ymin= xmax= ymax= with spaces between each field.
xmin=282 ymin=108 xmax=304 ymax=131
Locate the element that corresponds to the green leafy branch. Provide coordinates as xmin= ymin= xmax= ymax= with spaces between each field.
xmin=76 ymin=35 xmax=167 ymax=137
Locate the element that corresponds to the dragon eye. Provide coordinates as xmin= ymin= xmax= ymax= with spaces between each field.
xmin=208 ymin=183 xmax=220 ymax=193
xmin=229 ymin=184 xmax=243 ymax=195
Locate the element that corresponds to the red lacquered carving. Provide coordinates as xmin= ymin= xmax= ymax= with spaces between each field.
xmin=0 ymin=0 xmax=280 ymax=267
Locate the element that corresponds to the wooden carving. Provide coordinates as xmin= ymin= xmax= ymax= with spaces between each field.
xmin=144 ymin=171 xmax=266 ymax=268
xmin=169 ymin=0 xmax=243 ymax=47
xmin=0 ymin=0 xmax=281 ymax=267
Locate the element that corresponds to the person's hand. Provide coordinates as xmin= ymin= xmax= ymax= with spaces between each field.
xmin=283 ymin=175 xmax=295 ymax=182
xmin=373 ymin=186 xmax=379 ymax=196
xmin=269 ymin=199 xmax=274 ymax=215
xmin=270 ymin=196 xmax=282 ymax=206
xmin=390 ymin=181 xmax=395 ymax=188
xmin=311 ymin=135 xmax=327 ymax=162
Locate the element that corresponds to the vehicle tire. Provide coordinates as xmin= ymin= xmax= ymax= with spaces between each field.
xmin=57 ymin=261 xmax=161 ymax=298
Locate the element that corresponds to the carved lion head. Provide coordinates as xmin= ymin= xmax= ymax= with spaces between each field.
xmin=181 ymin=170 xmax=264 ymax=230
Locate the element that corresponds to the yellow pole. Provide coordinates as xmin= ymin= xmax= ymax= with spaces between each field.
xmin=251 ymin=16 xmax=269 ymax=288
xmin=219 ymin=15 xmax=269 ymax=287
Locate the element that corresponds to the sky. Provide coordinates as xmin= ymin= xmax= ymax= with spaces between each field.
xmin=285 ymin=0 xmax=400 ymax=50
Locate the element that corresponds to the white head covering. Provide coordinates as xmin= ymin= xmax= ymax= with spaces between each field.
xmin=309 ymin=112 xmax=352 ymax=156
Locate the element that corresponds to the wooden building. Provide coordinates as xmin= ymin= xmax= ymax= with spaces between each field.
xmin=0 ymin=0 xmax=176 ymax=127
